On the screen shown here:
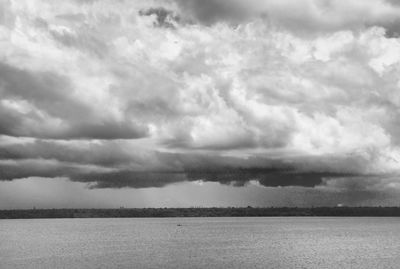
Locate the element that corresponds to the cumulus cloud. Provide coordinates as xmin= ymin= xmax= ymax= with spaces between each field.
xmin=1 ymin=0 xmax=400 ymax=194
xmin=0 ymin=62 xmax=148 ymax=139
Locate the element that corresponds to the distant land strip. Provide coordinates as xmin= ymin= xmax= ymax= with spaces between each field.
xmin=2 ymin=207 xmax=400 ymax=219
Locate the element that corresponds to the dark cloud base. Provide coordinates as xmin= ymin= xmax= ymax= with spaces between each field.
xmin=0 ymin=136 xmax=377 ymax=190
xmin=0 ymin=141 xmax=364 ymax=189
xmin=0 ymin=165 xmax=359 ymax=189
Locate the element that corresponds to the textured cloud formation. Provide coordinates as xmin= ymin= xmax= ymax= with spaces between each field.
xmin=177 ymin=0 xmax=400 ymax=35
xmin=1 ymin=0 xmax=400 ymax=193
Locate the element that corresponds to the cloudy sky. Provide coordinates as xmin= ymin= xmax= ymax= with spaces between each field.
xmin=2 ymin=0 xmax=400 ymax=208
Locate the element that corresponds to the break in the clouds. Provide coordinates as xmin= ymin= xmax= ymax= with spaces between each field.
xmin=1 ymin=0 xmax=400 ymax=200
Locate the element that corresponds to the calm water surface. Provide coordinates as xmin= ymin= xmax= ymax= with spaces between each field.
xmin=1 ymin=217 xmax=400 ymax=269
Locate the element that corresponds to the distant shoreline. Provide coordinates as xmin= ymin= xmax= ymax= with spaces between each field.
xmin=2 ymin=207 xmax=400 ymax=219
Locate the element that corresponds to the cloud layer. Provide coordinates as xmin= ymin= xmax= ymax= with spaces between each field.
xmin=1 ymin=0 xmax=400 ymax=193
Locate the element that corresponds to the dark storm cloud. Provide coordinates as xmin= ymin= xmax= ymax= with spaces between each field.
xmin=0 ymin=138 xmax=373 ymax=189
xmin=67 ymin=165 xmax=365 ymax=189
xmin=71 ymin=169 xmax=330 ymax=189
xmin=68 ymin=164 xmax=358 ymax=189
xmin=72 ymin=152 xmax=383 ymax=189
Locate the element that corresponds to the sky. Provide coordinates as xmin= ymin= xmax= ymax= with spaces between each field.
xmin=2 ymin=0 xmax=400 ymax=208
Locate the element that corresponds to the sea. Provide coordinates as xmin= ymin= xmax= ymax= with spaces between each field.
xmin=1 ymin=217 xmax=399 ymax=269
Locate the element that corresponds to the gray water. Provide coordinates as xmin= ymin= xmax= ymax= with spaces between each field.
xmin=1 ymin=217 xmax=400 ymax=269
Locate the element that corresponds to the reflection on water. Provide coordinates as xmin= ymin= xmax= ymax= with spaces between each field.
xmin=1 ymin=217 xmax=400 ymax=269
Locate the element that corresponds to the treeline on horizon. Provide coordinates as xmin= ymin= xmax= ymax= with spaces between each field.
xmin=2 ymin=207 xmax=400 ymax=219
